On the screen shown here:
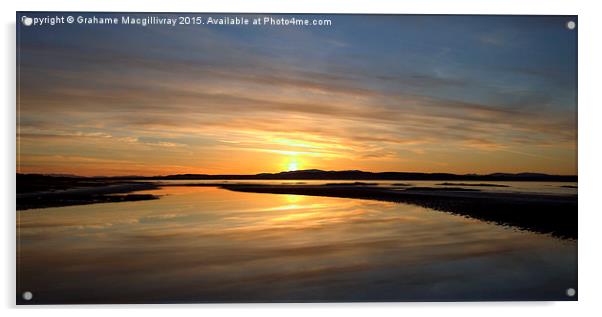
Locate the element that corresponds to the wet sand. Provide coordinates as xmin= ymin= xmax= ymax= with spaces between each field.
xmin=216 ymin=184 xmax=577 ymax=239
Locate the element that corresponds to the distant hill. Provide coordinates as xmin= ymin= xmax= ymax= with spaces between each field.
xmin=17 ymin=169 xmax=577 ymax=182
xmin=147 ymin=169 xmax=577 ymax=182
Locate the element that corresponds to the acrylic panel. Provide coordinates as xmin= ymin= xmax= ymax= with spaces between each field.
xmin=16 ymin=13 xmax=577 ymax=304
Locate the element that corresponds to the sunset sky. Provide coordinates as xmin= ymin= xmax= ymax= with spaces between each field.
xmin=17 ymin=14 xmax=577 ymax=176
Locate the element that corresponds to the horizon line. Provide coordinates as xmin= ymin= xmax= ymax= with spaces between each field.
xmin=16 ymin=168 xmax=579 ymax=178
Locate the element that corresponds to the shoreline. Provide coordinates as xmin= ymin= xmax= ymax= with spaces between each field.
xmin=217 ymin=184 xmax=577 ymax=239
xmin=16 ymin=182 xmax=160 ymax=211
xmin=16 ymin=178 xmax=577 ymax=239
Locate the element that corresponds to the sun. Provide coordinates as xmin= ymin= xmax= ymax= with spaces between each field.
xmin=287 ymin=160 xmax=299 ymax=171
xmin=282 ymin=154 xmax=305 ymax=172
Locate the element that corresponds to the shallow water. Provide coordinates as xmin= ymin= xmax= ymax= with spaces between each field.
xmin=17 ymin=186 xmax=577 ymax=303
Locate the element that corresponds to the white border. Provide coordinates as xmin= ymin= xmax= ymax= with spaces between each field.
xmin=3 ymin=1 xmax=601 ymax=316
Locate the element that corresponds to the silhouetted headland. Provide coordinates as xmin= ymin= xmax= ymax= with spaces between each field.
xmin=17 ymin=174 xmax=159 ymax=210
xmin=140 ymin=169 xmax=577 ymax=182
